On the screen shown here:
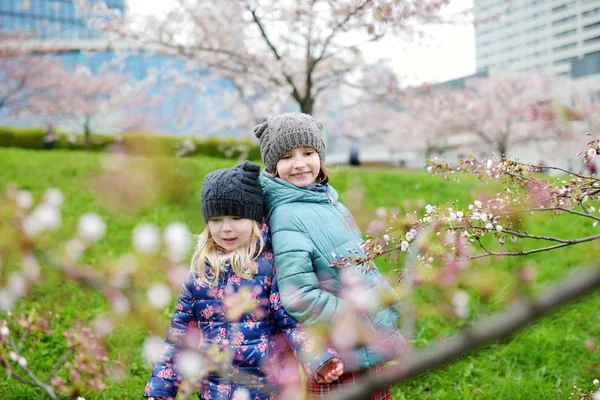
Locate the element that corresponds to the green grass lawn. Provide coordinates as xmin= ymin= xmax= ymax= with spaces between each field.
xmin=1 ymin=148 xmax=599 ymax=399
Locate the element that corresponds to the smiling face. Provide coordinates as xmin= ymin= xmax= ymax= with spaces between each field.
xmin=207 ymin=216 xmax=254 ymax=252
xmin=275 ymin=146 xmax=321 ymax=188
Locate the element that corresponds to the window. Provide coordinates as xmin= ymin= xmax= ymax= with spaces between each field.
xmin=552 ymin=1 xmax=577 ymax=13
xmin=553 ymin=42 xmax=577 ymax=52
xmin=554 ymin=57 xmax=574 ymax=65
xmin=553 ymin=15 xmax=577 ymax=26
xmin=584 ymin=21 xmax=600 ymax=31
xmin=583 ymin=8 xmax=600 ymax=17
xmin=584 ymin=36 xmax=600 ymax=45
xmin=554 ymin=29 xmax=578 ymax=39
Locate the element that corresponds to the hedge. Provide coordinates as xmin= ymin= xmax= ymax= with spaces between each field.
xmin=0 ymin=126 xmax=261 ymax=160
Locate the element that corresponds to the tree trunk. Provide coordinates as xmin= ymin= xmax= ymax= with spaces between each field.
xmin=300 ymin=96 xmax=314 ymax=115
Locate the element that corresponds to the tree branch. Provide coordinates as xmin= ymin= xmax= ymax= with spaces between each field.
xmin=457 ymin=233 xmax=600 ymax=260
xmin=247 ymin=7 xmax=303 ymax=103
xmin=330 ymin=266 xmax=600 ymax=400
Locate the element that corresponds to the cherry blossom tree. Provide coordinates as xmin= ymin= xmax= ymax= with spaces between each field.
xmin=447 ymin=73 xmax=575 ymax=157
xmin=0 ymin=32 xmax=68 ymax=117
xmin=36 ymin=65 xmax=160 ymax=149
xmin=81 ymin=0 xmax=453 ymax=116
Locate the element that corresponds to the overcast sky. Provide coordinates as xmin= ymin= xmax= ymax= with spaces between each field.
xmin=127 ymin=0 xmax=476 ymax=85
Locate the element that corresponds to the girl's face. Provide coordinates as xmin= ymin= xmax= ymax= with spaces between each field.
xmin=275 ymin=146 xmax=321 ymax=188
xmin=208 ymin=216 xmax=254 ymax=252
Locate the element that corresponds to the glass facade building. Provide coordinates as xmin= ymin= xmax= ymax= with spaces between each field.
xmin=0 ymin=0 xmax=239 ymax=136
xmin=0 ymin=0 xmax=124 ymax=38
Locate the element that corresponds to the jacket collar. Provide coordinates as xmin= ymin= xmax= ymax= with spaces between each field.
xmin=260 ymin=171 xmax=339 ymax=214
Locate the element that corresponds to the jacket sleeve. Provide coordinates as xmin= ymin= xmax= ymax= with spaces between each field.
xmin=143 ymin=271 xmax=197 ymax=399
xmin=270 ymin=272 xmax=338 ymax=377
xmin=272 ymin=223 xmax=349 ymax=325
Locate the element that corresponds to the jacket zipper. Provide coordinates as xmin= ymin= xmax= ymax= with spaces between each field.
xmin=326 ymin=192 xmax=362 ymax=246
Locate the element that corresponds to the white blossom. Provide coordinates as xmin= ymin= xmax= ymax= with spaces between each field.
xmin=232 ymin=388 xmax=250 ymax=400
xmin=427 ymin=166 xmax=433 ymax=173
xmin=486 ymin=159 xmax=493 ymax=169
xmin=456 ymin=211 xmax=464 ymax=219
xmin=26 ymin=204 xmax=61 ymax=234
xmin=132 ymin=223 xmax=160 ymax=255
xmin=147 ymin=283 xmax=171 ymax=309
xmin=0 ymin=325 xmax=9 ymax=337
xmin=15 ymin=190 xmax=33 ymax=209
xmin=43 ymin=188 xmax=64 ymax=207
xmin=448 ymin=212 xmax=457 ymax=222
xmin=8 ymin=351 xmax=17 ymax=361
xmin=111 ymin=292 xmax=130 ymax=314
xmin=65 ymin=238 xmax=86 ymax=260
xmin=471 ymin=212 xmax=481 ymax=221
xmin=78 ymin=213 xmax=106 ymax=242
xmin=177 ymin=350 xmax=205 ymax=378
xmin=383 ymin=234 xmax=390 ymax=242
xmin=496 ymin=225 xmax=503 ymax=232
xmin=485 ymin=223 xmax=494 ymax=230
xmin=480 ymin=213 xmax=488 ymax=222
xmin=142 ymin=336 xmax=165 ymax=364
xmin=474 ymin=200 xmax=483 ymax=208
xmin=594 ymin=378 xmax=599 ymax=386
xmin=452 ymin=290 xmax=470 ymax=319
xmin=593 ymin=391 xmax=600 ymax=400
xmin=163 ymin=222 xmax=191 ymax=262
xmin=8 ymin=273 xmax=27 ymax=297
xmin=425 ymin=204 xmax=435 ymax=214
xmin=588 ymin=148 xmax=597 ymax=158
xmin=375 ymin=207 xmax=387 ymax=219
xmin=351 ymin=290 xmax=379 ymax=313
xmin=17 ymin=356 xmax=27 ymax=367
xmin=400 ymin=241 xmax=409 ymax=252
xmin=22 ymin=253 xmax=40 ymax=279
xmin=405 ymin=229 xmax=417 ymax=242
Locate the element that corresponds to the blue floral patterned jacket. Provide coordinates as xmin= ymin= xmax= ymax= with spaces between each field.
xmin=144 ymin=225 xmax=336 ymax=400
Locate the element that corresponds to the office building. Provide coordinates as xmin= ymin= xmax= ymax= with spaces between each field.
xmin=474 ymin=0 xmax=600 ymax=89
xmin=0 ymin=0 xmax=239 ymax=136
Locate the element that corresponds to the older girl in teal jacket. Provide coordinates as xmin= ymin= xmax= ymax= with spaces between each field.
xmin=255 ymin=113 xmax=407 ymax=399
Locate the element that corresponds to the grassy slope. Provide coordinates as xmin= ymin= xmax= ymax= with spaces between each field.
xmin=1 ymin=148 xmax=599 ymax=399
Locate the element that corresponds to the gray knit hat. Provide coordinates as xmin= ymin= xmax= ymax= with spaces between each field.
xmin=254 ymin=112 xmax=326 ymax=173
xmin=201 ymin=161 xmax=263 ymax=222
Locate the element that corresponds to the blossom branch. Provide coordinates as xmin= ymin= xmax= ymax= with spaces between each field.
xmin=457 ymin=233 xmax=600 ymax=260
xmin=331 ymin=266 xmax=600 ymax=400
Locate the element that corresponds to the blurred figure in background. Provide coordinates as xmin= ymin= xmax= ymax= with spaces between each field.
xmin=42 ymin=124 xmax=57 ymax=150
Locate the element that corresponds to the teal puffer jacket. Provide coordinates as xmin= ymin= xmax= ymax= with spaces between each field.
xmin=260 ymin=173 xmax=407 ymax=371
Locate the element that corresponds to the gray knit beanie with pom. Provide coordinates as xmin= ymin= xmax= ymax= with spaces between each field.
xmin=253 ymin=112 xmax=326 ymax=173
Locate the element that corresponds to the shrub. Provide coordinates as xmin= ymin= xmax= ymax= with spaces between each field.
xmin=0 ymin=126 xmax=260 ymax=160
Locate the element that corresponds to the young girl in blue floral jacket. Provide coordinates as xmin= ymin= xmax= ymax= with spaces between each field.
xmin=255 ymin=113 xmax=407 ymax=399
xmin=144 ymin=161 xmax=343 ymax=400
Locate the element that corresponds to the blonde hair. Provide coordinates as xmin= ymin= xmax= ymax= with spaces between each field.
xmin=191 ymin=221 xmax=265 ymax=287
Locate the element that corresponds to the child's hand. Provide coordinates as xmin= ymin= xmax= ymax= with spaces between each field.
xmin=313 ymin=357 xmax=344 ymax=384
